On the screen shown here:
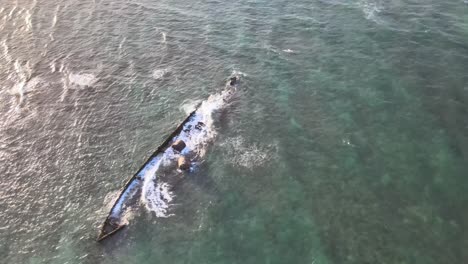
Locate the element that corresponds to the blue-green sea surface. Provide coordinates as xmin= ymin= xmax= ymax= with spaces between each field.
xmin=1 ymin=0 xmax=467 ymax=263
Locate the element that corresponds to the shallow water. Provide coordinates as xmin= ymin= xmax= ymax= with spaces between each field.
xmin=1 ymin=0 xmax=468 ymax=263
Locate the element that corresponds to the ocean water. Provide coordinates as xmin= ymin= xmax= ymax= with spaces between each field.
xmin=1 ymin=0 xmax=468 ymax=263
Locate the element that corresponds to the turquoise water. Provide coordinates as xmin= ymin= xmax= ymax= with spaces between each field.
xmin=1 ymin=0 xmax=468 ymax=263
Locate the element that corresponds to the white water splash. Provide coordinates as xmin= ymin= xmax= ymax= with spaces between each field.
xmin=283 ymin=48 xmax=295 ymax=53
xmin=161 ymin=32 xmax=167 ymax=43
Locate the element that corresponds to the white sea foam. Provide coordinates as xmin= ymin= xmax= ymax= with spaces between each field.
xmin=103 ymin=190 xmax=121 ymax=212
xmin=50 ymin=61 xmax=56 ymax=73
xmin=180 ymin=100 xmax=201 ymax=115
xmin=341 ymin=138 xmax=354 ymax=146
xmin=51 ymin=6 xmax=59 ymax=28
xmin=8 ymin=60 xmax=40 ymax=106
xmin=176 ymin=90 xmax=230 ymax=156
xmin=140 ymin=155 xmax=173 ymax=217
xmin=10 ymin=82 xmax=26 ymax=104
xmin=118 ymin=37 xmax=126 ymax=55
xmin=283 ymin=48 xmax=295 ymax=53
xmin=161 ymin=32 xmax=167 ymax=43
xmin=220 ymin=136 xmax=278 ymax=170
xmin=152 ymin=68 xmax=168 ymax=80
xmin=360 ymin=1 xmax=382 ymax=23
xmin=58 ymin=62 xmax=65 ymax=73
xmin=232 ymin=70 xmax=247 ymax=77
xmin=24 ymin=9 xmax=32 ymax=31
xmin=142 ymin=180 xmax=174 ymax=218
xmin=68 ymin=73 xmax=96 ymax=87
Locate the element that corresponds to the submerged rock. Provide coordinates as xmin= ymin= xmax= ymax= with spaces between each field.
xmin=229 ymin=76 xmax=238 ymax=86
xmin=172 ymin=139 xmax=186 ymax=152
xmin=178 ymin=156 xmax=191 ymax=171
xmin=195 ymin=121 xmax=205 ymax=130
